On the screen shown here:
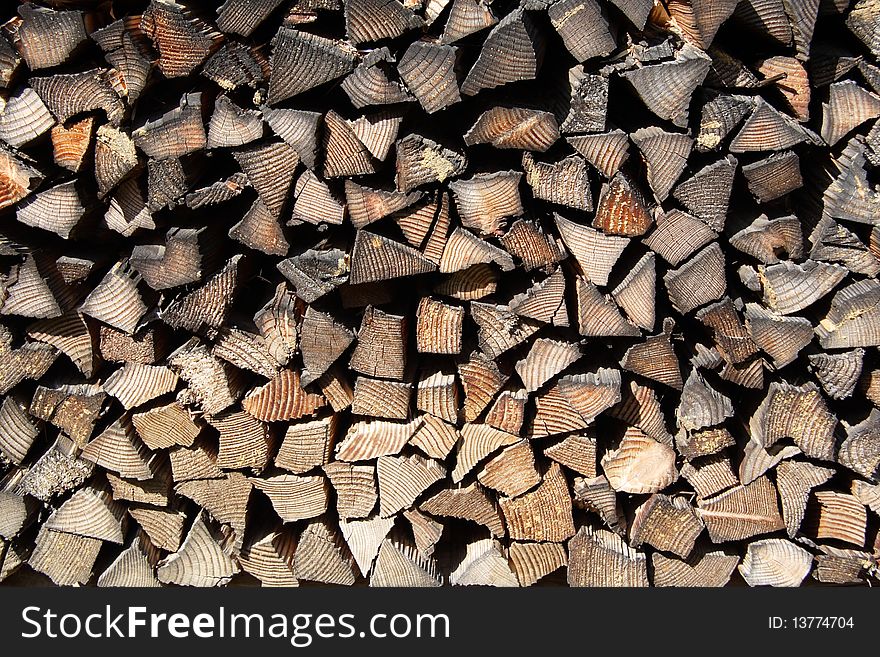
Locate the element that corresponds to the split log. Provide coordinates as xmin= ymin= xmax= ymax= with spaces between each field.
xmin=141 ymin=0 xmax=222 ymax=78
xmin=416 ymin=371 xmax=459 ymax=424
xmin=739 ymin=538 xmax=812 ymax=587
xmin=293 ymin=519 xmax=357 ymax=585
xmin=567 ymin=527 xmax=649 ymax=587
xmin=132 ymin=92 xmax=206 ymax=159
xmin=630 ymin=494 xmax=704 ymax=558
xmin=461 ymin=10 xmax=542 ymax=96
xmin=567 ymin=130 xmax=629 ymax=179
xmin=601 ymin=428 xmax=678 ymax=494
xmin=0 ymin=87 xmax=55 ymax=147
xmin=157 ymin=514 xmax=239 ymax=587
xmin=420 ymin=482 xmax=504 ymax=537
xmin=621 ymin=42 xmax=711 ymax=127
xmin=697 ymin=476 xmax=785 ymax=542
xmin=573 ymin=475 xmax=625 ymax=534
xmin=398 ymin=41 xmax=459 ymax=114
xmin=651 ymin=548 xmax=739 ymax=587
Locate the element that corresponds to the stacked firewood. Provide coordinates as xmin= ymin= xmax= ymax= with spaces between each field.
xmin=0 ymin=0 xmax=879 ymax=588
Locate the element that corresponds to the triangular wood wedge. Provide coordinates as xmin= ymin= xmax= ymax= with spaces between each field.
xmin=601 ymin=427 xmax=678 ymax=494
xmin=157 ymin=514 xmax=239 ymax=587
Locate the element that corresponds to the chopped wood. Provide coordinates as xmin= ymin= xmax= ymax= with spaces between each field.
xmin=81 ymin=417 xmax=156 ymax=480
xmin=549 ymin=0 xmax=614 ymax=62
xmin=377 ymin=453 xmax=446 ymax=516
xmin=567 ymin=526 xmax=649 ymax=587
xmin=339 ymin=514 xmax=394 ymax=576
xmin=97 ymin=536 xmax=162 ymax=588
xmin=621 ymin=329 xmax=682 ymax=390
xmin=601 ymin=428 xmax=678 ymax=494
xmin=573 ymin=475 xmax=625 ymax=534
xmin=677 ymin=369 xmax=733 ymax=431
xmin=644 ymin=209 xmax=716 ymax=267
xmin=631 ymin=126 xmax=692 ymax=201
xmin=30 ymin=382 xmax=106 ymax=447
xmin=167 ymin=338 xmax=246 ymax=414
xmin=509 ymin=541 xmax=566 ymax=586
xmin=341 ymin=47 xmax=411 ymax=109
xmin=697 ymin=475 xmax=785 ymax=542
xmin=808 ymin=349 xmax=864 ymax=400
xmin=416 ymin=297 xmax=463 ymax=354
xmin=808 ymin=491 xmax=868 ymax=546
xmin=651 ymin=548 xmax=739 ymax=587
xmin=27 ymin=312 xmax=95 ymax=377
xmin=16 ymin=180 xmax=85 ymax=239
xmin=515 ymin=338 xmax=581 ymax=392
xmin=522 ymin=153 xmax=592 ymax=210
xmin=441 ymin=0 xmax=497 ymax=43
xmin=750 ymin=381 xmax=837 ymax=461
xmin=349 ymin=230 xmax=436 ymax=284
xmin=544 ymin=432 xmax=597 ymax=477
xmin=0 ymin=87 xmax=55 ymax=147
xmin=420 ymin=482 xmax=504 ymax=537
xmin=336 ymin=417 xmax=420 ymax=461
xmin=822 ymin=80 xmax=880 ymax=146
xmin=15 ymin=3 xmax=87 ymax=71
xmin=242 ymin=368 xmax=325 ymax=422
xmin=560 ymin=66 xmax=608 ymax=132
xmin=813 ymin=545 xmax=872 ymax=584
xmin=663 ymin=242 xmax=727 ymax=314
xmin=450 ymin=537 xmax=517 ymax=586
xmin=29 ymin=524 xmax=102 ymax=586
xmin=465 ymin=106 xmax=559 ymax=151
xmin=238 ymin=529 xmax=298 ymax=587
xmin=458 ymin=351 xmax=508 ymax=421
xmin=395 ymin=135 xmax=467 ymax=193
xmin=610 ymin=381 xmax=672 ymax=445
xmin=141 ymin=0 xmax=222 ymax=78
xmin=157 ymin=514 xmax=239 ymax=587
xmin=484 ymin=388 xmax=527 ymax=434
xmin=680 ymin=454 xmax=738 ymax=500
xmin=556 ymin=215 xmax=628 ymax=285
xmin=129 ymin=505 xmax=186 ymax=553
xmin=0 ymin=0 xmax=877 ymax=590
xmin=449 ymin=171 xmax=522 ymax=236
xmin=776 ymin=460 xmax=835 ymax=537
xmin=251 ymin=474 xmax=329 ymax=522
xmin=132 ymin=92 xmax=206 ymax=159
xmin=31 ymin=68 xmax=124 ymax=126
xmin=816 ymin=279 xmax=880 ymax=349
xmin=439 ymin=227 xmax=514 ymax=273
xmin=477 ymin=439 xmax=541 ymax=497
xmin=672 ymin=156 xmax=737 ymax=232
xmin=403 ymin=508 xmax=443 ymax=556
xmin=372 ymin=537 xmax=443 ymax=587
xmin=410 ymin=413 xmax=460 ymax=458
xmin=398 ymin=41 xmax=459 ymax=114
xmin=44 ymin=484 xmax=125 ymax=544
xmin=461 ymin=10 xmax=542 ymax=96
xmin=294 ymin=519 xmax=357 ymax=585
xmin=630 ymin=494 xmax=704 ymax=558
xmin=567 ymin=129 xmax=629 ymax=179
xmin=575 ymin=277 xmax=640 ymax=337
xmin=324 ymin=461 xmax=378 ymax=519
xmin=742 ymin=152 xmax=803 ymax=202
xmin=621 ymin=42 xmax=711 ymax=127
xmin=739 ymin=538 xmax=812 ymax=586
xmin=208 ymin=409 xmax=273 ymax=471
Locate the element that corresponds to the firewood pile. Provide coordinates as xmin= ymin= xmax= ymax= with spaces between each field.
xmin=0 ymin=0 xmax=879 ymax=588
